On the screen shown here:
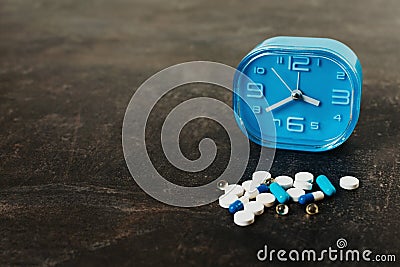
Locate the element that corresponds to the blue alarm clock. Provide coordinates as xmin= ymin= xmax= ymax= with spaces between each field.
xmin=233 ymin=36 xmax=362 ymax=152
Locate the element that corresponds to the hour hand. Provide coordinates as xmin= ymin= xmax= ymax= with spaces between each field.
xmin=265 ymin=96 xmax=293 ymax=112
xmin=302 ymin=95 xmax=320 ymax=106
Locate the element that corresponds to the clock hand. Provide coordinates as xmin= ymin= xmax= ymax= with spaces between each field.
xmin=296 ymin=71 xmax=320 ymax=106
xmin=265 ymin=92 xmax=319 ymax=112
xmin=302 ymin=95 xmax=320 ymax=106
xmin=270 ymin=69 xmax=320 ymax=107
xmin=271 ymin=68 xmax=293 ymax=93
xmin=265 ymin=96 xmax=293 ymax=112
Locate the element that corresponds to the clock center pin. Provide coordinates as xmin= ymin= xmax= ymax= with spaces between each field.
xmin=291 ymin=90 xmax=302 ymax=100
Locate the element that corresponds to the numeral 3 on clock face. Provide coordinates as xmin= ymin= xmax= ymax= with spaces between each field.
xmin=332 ymin=89 xmax=351 ymax=105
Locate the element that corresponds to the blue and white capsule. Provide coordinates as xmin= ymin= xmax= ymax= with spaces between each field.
xmin=229 ymin=195 xmax=250 ymax=214
xmin=316 ymin=175 xmax=336 ymax=197
xmin=245 ymin=184 xmax=269 ymax=199
xmin=269 ymin=182 xmax=290 ymax=204
xmin=298 ymin=191 xmax=325 ymax=205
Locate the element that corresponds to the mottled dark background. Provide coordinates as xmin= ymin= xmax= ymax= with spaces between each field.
xmin=0 ymin=0 xmax=399 ymax=266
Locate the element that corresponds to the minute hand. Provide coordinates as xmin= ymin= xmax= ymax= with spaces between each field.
xmin=271 ymin=68 xmax=293 ymax=93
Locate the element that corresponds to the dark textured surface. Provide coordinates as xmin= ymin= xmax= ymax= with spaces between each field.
xmin=1 ymin=0 xmax=399 ymax=266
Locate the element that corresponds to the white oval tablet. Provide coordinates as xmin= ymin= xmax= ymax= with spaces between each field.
xmin=295 ymin=172 xmax=314 ymax=183
xmin=252 ymin=171 xmax=271 ymax=185
xmin=241 ymin=180 xmax=253 ymax=192
xmin=234 ymin=210 xmax=255 ymax=226
xmin=224 ymin=184 xmax=244 ymax=197
xmin=218 ymin=193 xmax=238 ymax=208
xmin=274 ymin=176 xmax=294 ymax=189
xmin=293 ymin=180 xmax=313 ymax=191
xmin=340 ymin=176 xmax=359 ymax=190
xmin=256 ymin=193 xmax=276 ymax=207
xmin=286 ymin=188 xmax=305 ymax=202
xmin=244 ymin=201 xmax=264 ymax=215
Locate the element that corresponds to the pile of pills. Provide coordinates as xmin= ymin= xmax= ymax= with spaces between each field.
xmin=218 ymin=171 xmax=359 ymax=226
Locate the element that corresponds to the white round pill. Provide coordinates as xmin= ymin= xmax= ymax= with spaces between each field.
xmin=340 ymin=176 xmax=359 ymax=190
xmin=293 ymin=180 xmax=313 ymax=191
xmin=274 ymin=175 xmax=294 ymax=189
xmin=286 ymin=188 xmax=305 ymax=202
xmin=234 ymin=210 xmax=255 ymax=226
xmin=256 ymin=193 xmax=276 ymax=207
xmin=218 ymin=193 xmax=238 ymax=208
xmin=252 ymin=171 xmax=271 ymax=185
xmin=244 ymin=201 xmax=264 ymax=215
xmin=241 ymin=180 xmax=253 ymax=192
xmin=295 ymin=172 xmax=314 ymax=183
xmin=224 ymin=184 xmax=244 ymax=197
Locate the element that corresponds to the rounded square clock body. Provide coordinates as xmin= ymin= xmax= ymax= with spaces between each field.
xmin=233 ymin=36 xmax=363 ymax=152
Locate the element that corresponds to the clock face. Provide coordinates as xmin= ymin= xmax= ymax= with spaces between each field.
xmin=235 ymin=52 xmax=358 ymax=151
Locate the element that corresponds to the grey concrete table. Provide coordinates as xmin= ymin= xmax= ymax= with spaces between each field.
xmin=0 ymin=0 xmax=399 ymax=266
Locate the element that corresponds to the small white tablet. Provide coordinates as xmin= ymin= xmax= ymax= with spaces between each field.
xmin=256 ymin=193 xmax=276 ymax=207
xmin=234 ymin=210 xmax=255 ymax=226
xmin=218 ymin=193 xmax=238 ymax=208
xmin=286 ymin=187 xmax=305 ymax=202
xmin=244 ymin=201 xmax=264 ymax=215
xmin=274 ymin=175 xmax=294 ymax=189
xmin=224 ymin=184 xmax=244 ymax=197
xmin=339 ymin=176 xmax=359 ymax=190
xmin=295 ymin=172 xmax=314 ymax=183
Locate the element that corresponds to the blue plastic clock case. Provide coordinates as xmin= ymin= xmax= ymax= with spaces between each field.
xmin=233 ymin=36 xmax=363 ymax=152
